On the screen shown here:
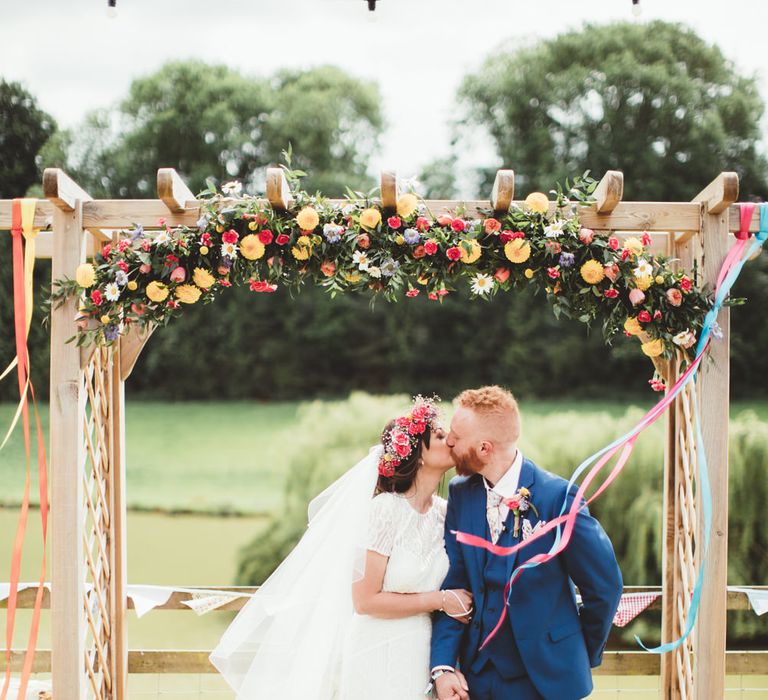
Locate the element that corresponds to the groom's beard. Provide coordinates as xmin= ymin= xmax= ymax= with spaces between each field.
xmin=451 ymin=446 xmax=482 ymax=477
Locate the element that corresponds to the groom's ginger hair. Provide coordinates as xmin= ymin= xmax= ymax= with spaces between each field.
xmin=455 ymin=385 xmax=521 ymax=444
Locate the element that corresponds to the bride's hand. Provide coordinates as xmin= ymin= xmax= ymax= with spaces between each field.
xmin=441 ymin=588 xmax=473 ymax=623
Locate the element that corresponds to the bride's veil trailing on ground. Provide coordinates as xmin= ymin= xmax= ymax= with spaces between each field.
xmin=210 ymin=445 xmax=383 ymax=698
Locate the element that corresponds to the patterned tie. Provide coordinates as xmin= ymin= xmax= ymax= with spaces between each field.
xmin=486 ymin=489 xmax=505 ymax=544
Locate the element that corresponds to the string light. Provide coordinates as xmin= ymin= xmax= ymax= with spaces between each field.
xmin=366 ymin=0 xmax=377 ymax=10
xmin=107 ymin=0 xmax=118 ymax=18
xmin=631 ymin=0 xmax=642 ymax=17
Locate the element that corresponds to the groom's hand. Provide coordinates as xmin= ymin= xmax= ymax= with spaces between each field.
xmin=435 ymin=670 xmax=470 ymax=700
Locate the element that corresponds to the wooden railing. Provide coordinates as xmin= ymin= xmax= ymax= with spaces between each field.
xmin=4 ymin=585 xmax=767 ymax=675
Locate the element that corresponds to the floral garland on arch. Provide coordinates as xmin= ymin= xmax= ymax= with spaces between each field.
xmin=48 ymin=167 xmax=712 ymax=388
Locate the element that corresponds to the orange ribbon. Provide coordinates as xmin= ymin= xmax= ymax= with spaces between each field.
xmin=1 ymin=200 xmax=49 ymax=700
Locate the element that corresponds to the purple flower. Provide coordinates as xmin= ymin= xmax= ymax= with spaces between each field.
xmin=130 ymin=224 xmax=144 ymax=241
xmin=104 ymin=325 xmax=120 ymax=342
xmin=559 ymin=252 xmax=575 ymax=268
xmin=403 ymin=228 xmax=420 ymax=245
xmin=380 ymin=258 xmax=400 ymax=277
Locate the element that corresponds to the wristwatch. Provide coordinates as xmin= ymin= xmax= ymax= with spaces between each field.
xmin=424 ymin=667 xmax=455 ymax=695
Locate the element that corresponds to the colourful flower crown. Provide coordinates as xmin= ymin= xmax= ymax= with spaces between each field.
xmin=378 ymin=395 xmax=441 ymax=477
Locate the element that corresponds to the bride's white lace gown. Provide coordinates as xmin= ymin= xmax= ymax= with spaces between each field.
xmin=339 ymin=491 xmax=450 ymax=699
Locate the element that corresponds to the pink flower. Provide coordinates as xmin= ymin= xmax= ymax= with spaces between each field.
xmin=424 ymin=240 xmax=438 ymax=256
xmin=642 ymin=232 xmax=652 ymax=247
xmin=90 ymin=290 xmax=103 ymax=306
xmin=416 ymin=216 xmax=431 ymax=232
xmin=604 ymin=263 xmax=619 ymax=282
xmin=259 ymin=229 xmax=274 ymax=245
xmin=604 ymin=288 xmax=619 ymax=299
xmin=608 ymin=236 xmax=620 ymax=251
xmin=412 ymin=244 xmax=426 ymax=259
xmin=629 ymin=288 xmax=646 ymax=306
xmin=494 ymin=267 xmax=511 ymax=283
xmin=118 ymin=240 xmax=131 ymax=252
xmin=653 ymin=310 xmax=662 ymax=320
xmin=222 ymin=229 xmax=239 ymax=244
xmin=117 ymin=260 xmax=129 ymax=273
xmin=666 ymin=288 xmax=683 ymax=306
xmin=547 ymin=267 xmax=560 ymax=279
xmin=357 ymin=234 xmax=371 ymax=249
xmin=249 ymin=280 xmax=277 ymax=293
xmin=428 ymin=292 xmax=438 ymax=300
xmin=484 ymin=218 xmax=501 ymax=234
xmin=450 ymin=218 xmax=466 ymax=233
xmin=406 ymin=289 xmax=419 ymax=297
xmin=437 ymin=214 xmax=453 ymax=227
xmin=437 ymin=289 xmax=449 ymax=297
xmin=638 ymin=310 xmax=652 ymax=323
xmin=387 ymin=216 xmax=402 ymax=229
xmin=446 ymin=246 xmax=462 ymax=261
xmin=139 ymin=263 xmax=152 ymax=274
xmin=505 ymin=496 xmax=521 ymax=510
xmin=649 ymin=378 xmax=666 ymax=392
xmin=320 ymin=260 xmax=336 ymax=277
xmin=379 ymin=461 xmax=395 ymax=477
xmin=170 ymin=267 xmax=187 ymax=283
xmin=499 ymin=230 xmax=514 ymax=244
xmin=102 ymin=244 xmax=112 ymax=257
xmin=275 ymin=233 xmax=290 ymax=246
xmin=680 ymin=276 xmax=692 ymax=292
xmin=578 ymin=228 xmax=594 ymax=245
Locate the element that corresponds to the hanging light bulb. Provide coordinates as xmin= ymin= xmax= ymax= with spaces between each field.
xmin=366 ymin=0 xmax=377 ymax=10
xmin=107 ymin=0 xmax=118 ymax=18
xmin=631 ymin=0 xmax=642 ymax=17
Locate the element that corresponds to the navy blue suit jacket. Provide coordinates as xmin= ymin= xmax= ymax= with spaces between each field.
xmin=430 ymin=459 xmax=623 ymax=700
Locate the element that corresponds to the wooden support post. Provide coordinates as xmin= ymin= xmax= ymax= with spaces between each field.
xmin=594 ymin=170 xmax=624 ymax=213
xmin=692 ymin=174 xmax=733 ymax=700
xmin=157 ymin=168 xmax=196 ymax=213
xmin=266 ymin=167 xmax=293 ymax=210
xmin=490 ymin=169 xmax=515 ymax=214
xmin=380 ymin=170 xmax=398 ymax=210
xmin=49 ymin=198 xmax=88 ymax=700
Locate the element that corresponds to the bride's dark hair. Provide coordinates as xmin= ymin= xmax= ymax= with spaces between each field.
xmin=376 ymin=419 xmax=432 ymax=495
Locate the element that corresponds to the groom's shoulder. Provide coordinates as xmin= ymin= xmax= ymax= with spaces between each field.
xmin=448 ymin=473 xmax=481 ymax=495
xmin=528 ymin=460 xmax=571 ymax=498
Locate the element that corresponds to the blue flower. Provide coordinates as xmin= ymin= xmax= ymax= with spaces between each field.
xmin=130 ymin=224 xmax=144 ymax=241
xmin=559 ymin=252 xmax=575 ymax=268
xmin=104 ymin=325 xmax=120 ymax=342
xmin=323 ymin=223 xmax=343 ymax=243
xmin=380 ymin=258 xmax=400 ymax=277
xmin=403 ymin=228 xmax=420 ymax=245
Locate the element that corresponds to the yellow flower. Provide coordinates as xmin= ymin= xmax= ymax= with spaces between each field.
xmin=248 ymin=220 xmax=259 ymax=231
xmin=100 ymin=314 xmax=111 ymax=324
xmin=75 ymin=263 xmax=96 ymax=288
xmin=460 ymin=239 xmax=482 ymax=263
xmin=624 ymin=317 xmax=642 ymax=336
xmin=641 ymin=338 xmax=665 ymax=357
xmin=524 ymin=268 xmax=534 ymax=279
xmin=417 ymin=275 xmax=430 ymax=285
xmin=146 ymin=281 xmax=169 ymax=303
xmin=395 ymin=234 xmax=405 ymax=245
xmin=127 ymin=281 xmax=138 ymax=291
xmin=175 ymin=284 xmax=202 ymax=304
xmin=580 ymin=260 xmax=605 ymax=285
xmin=524 ymin=192 xmax=549 ymax=214
xmin=292 ymin=239 xmax=312 ymax=260
xmin=655 ymin=275 xmax=665 ymax=285
xmin=623 ymin=237 xmax=644 ymax=256
xmin=396 ymin=193 xmax=419 ymax=218
xmin=360 ymin=208 xmax=382 ymax=230
xmin=199 ymin=245 xmax=209 ymax=255
xmin=296 ymin=206 xmax=320 ymax=231
xmin=215 ymin=224 xmax=224 ymax=233
xmin=344 ymin=272 xmax=362 ymax=283
xmin=240 ymin=234 xmax=266 ymax=260
xmin=193 ymin=267 xmax=216 ymax=289
xmin=504 ymin=239 xmax=531 ymax=264
xmin=635 ymin=275 xmax=653 ymax=291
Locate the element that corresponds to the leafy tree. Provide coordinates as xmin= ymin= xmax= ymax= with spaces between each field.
xmin=0 ymin=79 xmax=56 ymax=198
xmin=458 ymin=21 xmax=768 ymax=200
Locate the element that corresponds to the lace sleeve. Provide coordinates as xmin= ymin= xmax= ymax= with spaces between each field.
xmin=367 ymin=493 xmax=396 ymax=556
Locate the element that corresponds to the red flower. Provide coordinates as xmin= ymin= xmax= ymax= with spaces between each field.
xmin=621 ymin=249 xmax=631 ymax=261
xmin=118 ymin=240 xmax=131 ymax=252
xmin=642 ymin=232 xmax=652 ymax=247
xmin=484 ymin=218 xmax=501 ymax=234
xmin=258 ymin=229 xmax=274 ymax=245
xmin=142 ymin=240 xmax=151 ymax=252
xmin=412 ymin=245 xmax=426 ymax=259
xmin=131 ymin=302 xmax=145 ymax=315
xmin=437 ymin=289 xmax=449 ymax=297
xmin=608 ymin=236 xmax=620 ymax=251
xmin=416 ymin=216 xmax=431 ymax=232
xmin=437 ymin=214 xmax=453 ymax=227
xmin=379 ymin=461 xmax=395 ymax=477
xmin=428 ymin=292 xmax=438 ymax=300
xmin=387 ymin=216 xmax=402 ymax=229
xmin=505 ymin=496 xmax=521 ymax=510
xmin=117 ymin=260 xmax=129 ymax=273
xmin=219 ymin=278 xmax=232 ymax=287
xmin=494 ymin=267 xmax=511 ymax=283
xmin=90 ymin=290 xmax=103 ymax=306
xmin=547 ymin=267 xmax=560 ymax=279
xmin=638 ymin=310 xmax=652 ymax=323
xmin=222 ymin=229 xmax=239 ymax=244
xmin=320 ymin=260 xmax=336 ymax=277
xmin=450 ymin=218 xmax=466 ymax=233
xmin=249 ymin=280 xmax=277 ymax=293
xmin=201 ymin=232 xmax=212 ymax=246
xmin=649 ymin=378 xmax=666 ymax=392
xmin=680 ymin=276 xmax=692 ymax=292
xmin=424 ymin=240 xmax=438 ymax=256
xmin=102 ymin=244 xmax=112 ymax=257
xmin=357 ymin=234 xmax=371 ymax=249
xmin=500 ymin=230 xmax=514 ymax=243
xmin=604 ymin=288 xmax=619 ymax=298
xmin=275 ymin=233 xmax=290 ymax=246
xmin=653 ymin=310 xmax=662 ymax=320
xmin=446 ymin=246 xmax=462 ymax=261
xmin=165 ymin=254 xmax=179 ymax=267
xmin=406 ymin=289 xmax=420 ymax=297
xmin=167 ymin=299 xmax=180 ymax=309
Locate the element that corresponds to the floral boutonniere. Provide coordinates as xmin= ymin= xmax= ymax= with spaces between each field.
xmin=504 ymin=487 xmax=539 ymax=538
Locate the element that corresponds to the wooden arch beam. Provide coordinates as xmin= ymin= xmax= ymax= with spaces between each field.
xmin=157 ymin=168 xmax=195 ymax=213
xmin=694 ymin=171 xmax=739 ymax=215
xmin=381 ymin=170 xmax=398 ymax=210
xmin=594 ymin=170 xmax=624 ymax=213
xmin=491 ymin=169 xmax=515 ymax=214
xmin=43 ymin=167 xmax=109 ymax=242
xmin=266 ymin=167 xmax=293 ymax=210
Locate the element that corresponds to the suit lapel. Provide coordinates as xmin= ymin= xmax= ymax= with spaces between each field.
xmin=468 ymin=475 xmax=489 ymax=571
xmin=505 ymin=458 xmax=537 ymax=581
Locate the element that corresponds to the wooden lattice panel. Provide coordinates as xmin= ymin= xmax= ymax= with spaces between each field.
xmin=80 ymin=346 xmax=116 ymax=699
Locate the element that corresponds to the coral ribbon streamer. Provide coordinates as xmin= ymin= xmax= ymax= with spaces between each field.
xmin=455 ymin=203 xmax=766 ymax=652
xmin=1 ymin=200 xmax=49 ymax=700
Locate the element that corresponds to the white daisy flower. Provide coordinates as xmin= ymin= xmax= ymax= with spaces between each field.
xmin=471 ymin=273 xmax=494 ymax=296
xmin=544 ymin=221 xmax=565 ymax=238
xmin=221 ymin=242 xmax=239 ymax=258
xmin=368 ymin=266 xmax=382 ymax=279
xmin=672 ymin=330 xmax=696 ymax=348
xmin=634 ymin=259 xmax=653 ymax=277
xmin=342 ymin=203 xmax=357 ymax=216
xmin=153 ymin=231 xmax=171 ymax=246
xmin=352 ymin=250 xmax=370 ymax=271
xmin=104 ymin=282 xmax=121 ymax=302
xmin=221 ymin=181 xmax=243 ymax=196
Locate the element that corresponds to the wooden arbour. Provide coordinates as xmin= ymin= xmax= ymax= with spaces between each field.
xmin=0 ymin=164 xmax=760 ymax=700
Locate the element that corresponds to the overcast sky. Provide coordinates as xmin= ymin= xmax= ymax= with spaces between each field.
xmin=2 ymin=0 xmax=766 ymax=197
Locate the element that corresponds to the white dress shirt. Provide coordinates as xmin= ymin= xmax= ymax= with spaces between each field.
xmin=483 ymin=449 xmax=524 ymax=525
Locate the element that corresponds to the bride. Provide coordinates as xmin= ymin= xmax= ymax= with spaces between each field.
xmin=210 ymin=396 xmax=473 ymax=699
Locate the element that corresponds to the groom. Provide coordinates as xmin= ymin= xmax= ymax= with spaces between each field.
xmin=430 ymin=386 xmax=622 ymax=700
